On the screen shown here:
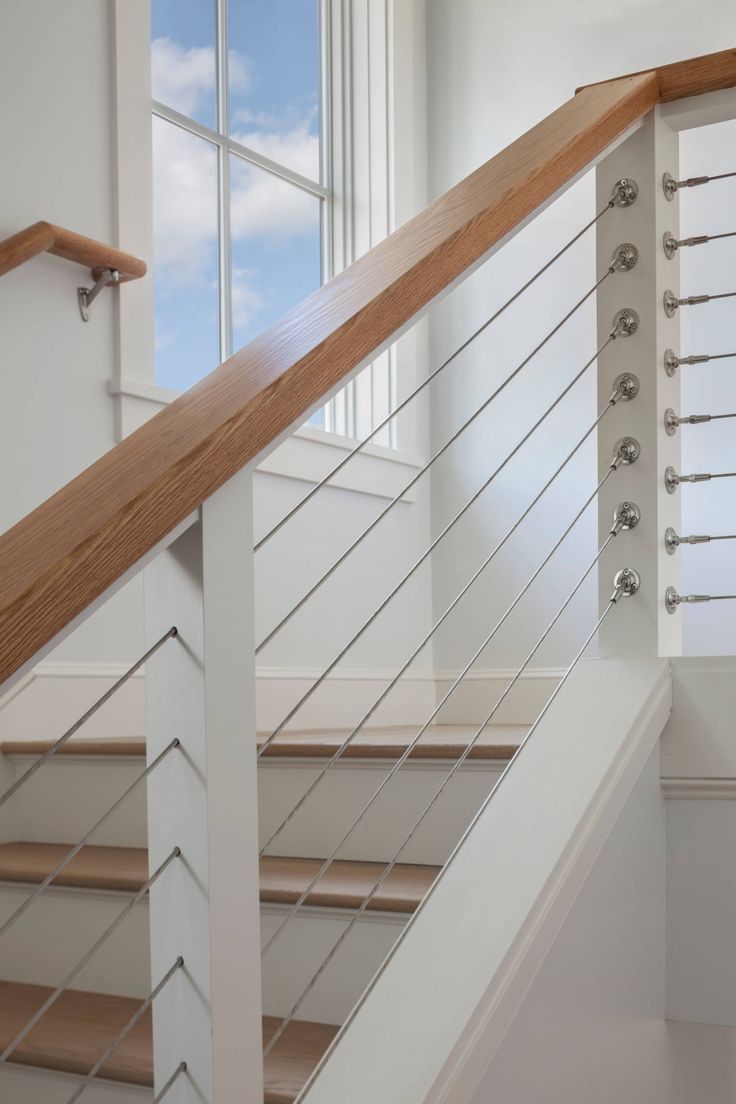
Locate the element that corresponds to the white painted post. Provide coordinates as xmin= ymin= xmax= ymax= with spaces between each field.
xmin=596 ymin=108 xmax=682 ymax=658
xmin=144 ymin=467 xmax=263 ymax=1103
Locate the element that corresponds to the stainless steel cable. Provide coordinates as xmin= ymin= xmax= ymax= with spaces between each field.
xmin=260 ymin=387 xmax=626 ymax=848
xmin=668 ymin=351 xmax=736 ymax=369
xmin=256 ymin=267 xmax=617 ymax=656
xmin=699 ymin=230 xmax=736 ymax=241
xmin=261 ymin=454 xmax=626 ymax=954
xmin=257 ymin=331 xmax=620 ymax=759
xmin=64 ymin=957 xmax=184 ymax=1104
xmin=670 ymin=171 xmax=736 ymax=191
xmin=0 ymin=739 xmax=179 ymax=940
xmin=667 ymin=469 xmax=736 ymax=489
xmin=0 ymin=628 xmax=177 ymax=812
xmin=668 ymin=231 xmax=736 ymax=251
xmin=0 ymin=848 xmax=180 ymax=1064
xmin=673 ymin=533 xmax=736 ymax=545
xmin=262 ymin=536 xmax=631 ymax=1058
xmin=255 ymin=202 xmax=615 ymax=552
xmin=152 ymin=1062 xmax=188 ymax=1103
xmin=667 ymin=411 xmax=736 ymax=428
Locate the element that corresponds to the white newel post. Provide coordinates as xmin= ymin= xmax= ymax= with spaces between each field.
xmin=596 ymin=107 xmax=683 ymax=658
xmin=144 ymin=467 xmax=264 ymax=1103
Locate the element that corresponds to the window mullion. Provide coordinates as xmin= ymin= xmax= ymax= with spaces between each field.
xmin=215 ymin=0 xmax=232 ymax=361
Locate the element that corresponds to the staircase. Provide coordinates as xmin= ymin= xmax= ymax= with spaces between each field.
xmin=1 ymin=43 xmax=736 ymax=1104
xmin=0 ymin=724 xmax=521 ymax=1099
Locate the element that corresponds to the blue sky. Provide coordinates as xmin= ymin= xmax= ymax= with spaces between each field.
xmin=151 ymin=1 xmax=322 ymax=393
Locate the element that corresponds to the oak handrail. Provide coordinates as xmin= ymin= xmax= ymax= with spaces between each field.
xmin=1 ymin=49 xmax=735 ymax=686
xmin=0 ymin=221 xmax=146 ymax=282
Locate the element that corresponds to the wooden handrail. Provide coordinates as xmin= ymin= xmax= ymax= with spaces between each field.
xmin=577 ymin=47 xmax=736 ymax=103
xmin=0 ymin=221 xmax=146 ymax=282
xmin=1 ymin=48 xmax=735 ymax=687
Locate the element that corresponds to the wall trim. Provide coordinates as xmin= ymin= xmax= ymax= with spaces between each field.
xmin=1 ymin=662 xmax=564 ymax=737
xmin=661 ymin=777 xmax=736 ymax=799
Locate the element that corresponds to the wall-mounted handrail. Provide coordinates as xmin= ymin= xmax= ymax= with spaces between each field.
xmin=0 ymin=48 xmax=735 ymax=686
xmin=0 ymin=221 xmax=146 ymax=282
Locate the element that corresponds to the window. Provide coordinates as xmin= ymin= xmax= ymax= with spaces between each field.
xmin=151 ymin=0 xmax=398 ymax=444
xmin=151 ymin=0 xmax=327 ymax=427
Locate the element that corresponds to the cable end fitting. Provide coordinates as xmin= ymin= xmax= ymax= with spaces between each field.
xmin=611 ymin=307 xmax=640 ymax=339
xmin=611 ymin=436 xmax=641 ymax=470
xmin=665 ymin=527 xmax=680 ymax=555
xmin=611 ymin=502 xmax=641 ymax=536
xmin=610 ymin=242 xmax=639 ymax=272
xmin=612 ymin=372 xmax=640 ymax=404
xmin=612 ymin=178 xmax=639 ymax=207
xmin=611 ymin=567 xmax=641 ymax=602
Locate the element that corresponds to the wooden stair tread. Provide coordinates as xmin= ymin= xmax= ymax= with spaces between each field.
xmin=260 ymin=855 xmax=440 ymax=913
xmin=1 ymin=724 xmax=524 ymax=762
xmin=0 ymin=980 xmax=336 ymax=1099
xmin=0 ymin=980 xmax=153 ymax=1086
xmin=0 ymin=843 xmax=148 ymax=893
xmin=257 ymin=723 xmax=526 ymax=760
xmin=0 ymin=736 xmax=146 ymax=757
xmin=263 ymin=1015 xmax=338 ymax=1104
xmin=0 ymin=844 xmax=439 ymax=913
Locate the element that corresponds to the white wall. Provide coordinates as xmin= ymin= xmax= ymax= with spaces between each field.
xmin=424 ymin=0 xmax=736 ymax=671
xmin=469 ymin=747 xmax=671 ymax=1104
xmin=0 ymin=0 xmax=153 ymax=666
xmin=0 ymin=0 xmax=437 ymax=739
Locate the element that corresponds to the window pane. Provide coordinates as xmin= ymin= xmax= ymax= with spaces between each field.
xmin=153 ymin=118 xmax=220 ymax=390
xmin=230 ymin=155 xmax=322 ymax=352
xmin=228 ymin=0 xmax=321 ymax=182
xmin=151 ymin=0 xmax=216 ymax=129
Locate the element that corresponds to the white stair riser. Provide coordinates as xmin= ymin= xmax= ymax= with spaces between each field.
xmin=0 ymin=759 xmax=148 ymax=848
xmin=0 ymin=882 xmax=409 ymax=1026
xmin=2 ymin=757 xmax=505 ymax=866
xmin=0 ymin=1065 xmax=151 ymax=1103
xmin=258 ymin=760 xmax=506 ymax=865
xmin=0 ymin=886 xmax=150 ymax=998
xmin=260 ymin=905 xmax=407 ymax=1025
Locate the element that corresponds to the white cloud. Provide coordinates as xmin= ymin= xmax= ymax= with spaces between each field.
xmin=153 ymin=118 xmax=217 ymax=286
xmin=233 ymin=115 xmax=320 ymax=184
xmin=230 ymin=125 xmax=320 ymax=241
xmin=152 ymin=39 xmax=320 ymax=300
xmin=151 ymin=38 xmax=250 ymax=117
xmin=231 ymin=268 xmax=265 ymax=331
xmin=154 ymin=117 xmax=320 ymax=290
xmin=152 ymin=38 xmax=215 ymax=117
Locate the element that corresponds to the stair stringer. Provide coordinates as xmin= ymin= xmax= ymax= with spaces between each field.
xmin=298 ymin=658 xmax=672 ymax=1104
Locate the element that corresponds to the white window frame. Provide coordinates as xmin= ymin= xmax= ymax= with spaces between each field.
xmin=112 ymin=0 xmax=428 ymax=483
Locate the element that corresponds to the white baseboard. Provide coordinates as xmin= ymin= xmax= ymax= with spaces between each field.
xmin=0 ymin=663 xmax=563 ymax=743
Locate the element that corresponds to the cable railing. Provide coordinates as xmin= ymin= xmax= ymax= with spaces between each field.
xmin=0 ymin=627 xmax=177 ymax=812
xmin=262 ymin=554 xmax=642 ymax=1058
xmin=0 ymin=738 xmax=179 ymax=940
xmin=0 ymin=848 xmax=180 ymax=1066
xmin=258 ymin=324 xmax=639 ymax=759
xmin=662 ymin=163 xmax=736 ymax=618
xmin=255 ymin=240 xmax=639 ymax=658
xmin=254 ymin=181 xmax=637 ymax=554
xmin=152 ymin=1062 xmax=188 ymax=1103
xmin=64 ymin=957 xmax=184 ymax=1104
xmin=261 ymin=439 xmax=640 ymax=960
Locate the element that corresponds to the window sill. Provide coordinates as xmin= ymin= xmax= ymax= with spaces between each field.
xmin=108 ymin=379 xmax=426 ymax=503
